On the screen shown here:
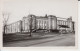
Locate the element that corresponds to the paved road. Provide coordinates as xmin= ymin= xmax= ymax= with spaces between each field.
xmin=3 ymin=33 xmax=75 ymax=47
xmin=31 ymin=34 xmax=75 ymax=46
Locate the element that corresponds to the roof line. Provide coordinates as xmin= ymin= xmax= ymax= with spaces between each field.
xmin=57 ymin=17 xmax=67 ymax=19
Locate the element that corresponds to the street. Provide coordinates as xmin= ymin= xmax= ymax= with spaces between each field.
xmin=3 ymin=33 xmax=75 ymax=47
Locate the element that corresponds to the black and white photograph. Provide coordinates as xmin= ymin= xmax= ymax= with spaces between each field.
xmin=1 ymin=0 xmax=77 ymax=47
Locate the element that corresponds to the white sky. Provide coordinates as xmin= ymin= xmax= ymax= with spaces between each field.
xmin=2 ymin=0 xmax=78 ymax=24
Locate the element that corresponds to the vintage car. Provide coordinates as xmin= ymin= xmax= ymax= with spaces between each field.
xmin=59 ymin=25 xmax=69 ymax=34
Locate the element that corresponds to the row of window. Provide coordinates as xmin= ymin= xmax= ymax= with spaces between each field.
xmin=37 ymin=19 xmax=48 ymax=29
xmin=57 ymin=20 xmax=68 ymax=25
xmin=5 ymin=21 xmax=20 ymax=33
xmin=22 ymin=19 xmax=30 ymax=32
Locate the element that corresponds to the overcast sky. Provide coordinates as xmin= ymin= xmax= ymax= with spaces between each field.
xmin=2 ymin=0 xmax=78 ymax=24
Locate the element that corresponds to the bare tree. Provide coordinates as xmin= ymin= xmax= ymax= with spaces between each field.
xmin=29 ymin=15 xmax=33 ymax=36
xmin=2 ymin=12 xmax=10 ymax=34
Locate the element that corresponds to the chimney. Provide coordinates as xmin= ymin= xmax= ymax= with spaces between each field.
xmin=45 ymin=14 xmax=47 ymax=17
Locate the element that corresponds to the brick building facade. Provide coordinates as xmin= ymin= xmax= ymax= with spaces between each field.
xmin=5 ymin=14 xmax=75 ymax=34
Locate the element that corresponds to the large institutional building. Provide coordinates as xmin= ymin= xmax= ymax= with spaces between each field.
xmin=5 ymin=14 xmax=75 ymax=34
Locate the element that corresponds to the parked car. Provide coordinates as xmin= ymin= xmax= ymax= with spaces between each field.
xmin=59 ymin=28 xmax=67 ymax=34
